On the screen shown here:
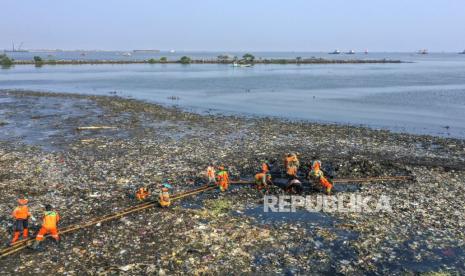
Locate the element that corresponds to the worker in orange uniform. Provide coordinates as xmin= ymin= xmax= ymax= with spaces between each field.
xmin=32 ymin=204 xmax=60 ymax=249
xmin=206 ymin=165 xmax=216 ymax=184
xmin=284 ymin=153 xmax=300 ymax=178
xmin=11 ymin=198 xmax=34 ymax=245
xmin=159 ymin=185 xmax=171 ymax=207
xmin=309 ymin=160 xmax=333 ymax=195
xmin=254 ymin=171 xmax=272 ymax=193
xmin=216 ymin=166 xmax=230 ymax=192
xmin=136 ymin=186 xmax=150 ymax=201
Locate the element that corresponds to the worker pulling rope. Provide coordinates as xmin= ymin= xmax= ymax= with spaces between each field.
xmin=0 ymin=175 xmax=414 ymax=259
xmin=0 ymin=183 xmax=217 ymax=258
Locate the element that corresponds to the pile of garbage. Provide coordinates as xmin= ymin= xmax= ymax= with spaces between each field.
xmin=0 ymin=90 xmax=464 ymax=274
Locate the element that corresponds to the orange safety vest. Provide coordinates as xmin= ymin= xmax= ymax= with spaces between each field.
xmin=217 ymin=170 xmax=230 ymax=190
xmin=290 ymin=156 xmax=299 ymax=167
xmin=285 ymin=156 xmax=299 ymax=170
xmin=159 ymin=191 xmax=171 ymax=207
xmin=12 ymin=205 xmax=30 ymax=220
xmin=217 ymin=171 xmax=229 ymax=183
xmin=286 ymin=156 xmax=298 ymax=176
xmin=287 ymin=166 xmax=298 ymax=177
xmin=136 ymin=188 xmax=149 ymax=200
xmin=42 ymin=211 xmax=60 ymax=230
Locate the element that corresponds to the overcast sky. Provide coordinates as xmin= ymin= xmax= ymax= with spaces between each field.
xmin=2 ymin=0 xmax=464 ymax=52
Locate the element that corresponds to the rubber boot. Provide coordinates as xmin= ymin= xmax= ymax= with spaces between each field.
xmin=10 ymin=231 xmax=20 ymax=245
xmin=23 ymin=228 xmax=29 ymax=239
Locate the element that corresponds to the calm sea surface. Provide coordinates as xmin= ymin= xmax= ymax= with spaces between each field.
xmin=1 ymin=51 xmax=465 ymax=138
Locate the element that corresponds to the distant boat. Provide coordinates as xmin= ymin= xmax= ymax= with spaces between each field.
xmin=80 ymin=52 xmax=87 ymax=56
xmin=133 ymin=49 xmax=160 ymax=53
xmin=345 ymin=50 xmax=355 ymax=54
xmin=232 ymin=62 xmax=252 ymax=67
xmin=329 ymin=49 xmax=340 ymax=54
xmin=364 ymin=49 xmax=368 ymax=54
xmin=459 ymin=50 xmax=465 ymax=54
xmin=169 ymin=50 xmax=176 ymax=53
xmin=122 ymin=52 xmax=132 ymax=56
xmin=417 ymin=49 xmax=428 ymax=55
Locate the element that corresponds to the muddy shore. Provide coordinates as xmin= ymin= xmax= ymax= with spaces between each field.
xmin=0 ymin=90 xmax=464 ymax=275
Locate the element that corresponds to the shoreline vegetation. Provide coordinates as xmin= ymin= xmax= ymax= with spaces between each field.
xmin=1 ymin=53 xmax=403 ymax=67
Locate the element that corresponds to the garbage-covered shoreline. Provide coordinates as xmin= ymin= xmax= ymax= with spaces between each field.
xmin=0 ymin=89 xmax=464 ymax=275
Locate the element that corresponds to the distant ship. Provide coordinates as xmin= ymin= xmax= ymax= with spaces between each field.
xmin=122 ymin=52 xmax=132 ymax=56
xmin=459 ymin=50 xmax=465 ymax=54
xmin=345 ymin=50 xmax=355 ymax=54
xmin=4 ymin=42 xmax=28 ymax=53
xmin=133 ymin=49 xmax=160 ymax=53
xmin=232 ymin=62 xmax=252 ymax=67
xmin=329 ymin=49 xmax=340 ymax=54
xmin=169 ymin=50 xmax=176 ymax=53
xmin=417 ymin=49 xmax=428 ymax=55
xmin=364 ymin=49 xmax=368 ymax=54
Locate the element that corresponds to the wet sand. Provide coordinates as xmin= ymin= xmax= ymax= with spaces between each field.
xmin=0 ymin=90 xmax=464 ymax=274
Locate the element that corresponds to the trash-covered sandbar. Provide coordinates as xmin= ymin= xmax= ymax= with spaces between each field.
xmin=0 ymin=90 xmax=464 ymax=274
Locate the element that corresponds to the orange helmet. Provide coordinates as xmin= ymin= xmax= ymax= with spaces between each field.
xmin=18 ymin=198 xmax=28 ymax=205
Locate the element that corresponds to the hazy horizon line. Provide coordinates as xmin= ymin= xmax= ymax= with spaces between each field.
xmin=3 ymin=48 xmax=465 ymax=53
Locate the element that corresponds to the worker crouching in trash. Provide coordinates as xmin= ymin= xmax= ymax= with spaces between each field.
xmin=216 ymin=166 xmax=230 ymax=192
xmin=136 ymin=186 xmax=150 ymax=201
xmin=159 ymin=184 xmax=171 ymax=207
xmin=32 ymin=204 xmax=60 ymax=249
xmin=284 ymin=153 xmax=300 ymax=178
xmin=308 ymin=160 xmax=333 ymax=195
xmin=254 ymin=170 xmax=272 ymax=194
xmin=206 ymin=165 xmax=217 ymax=184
